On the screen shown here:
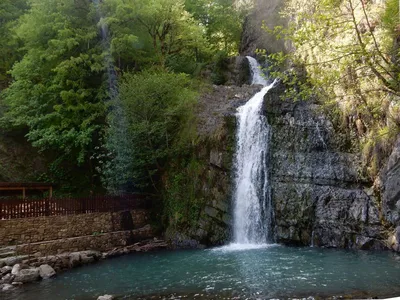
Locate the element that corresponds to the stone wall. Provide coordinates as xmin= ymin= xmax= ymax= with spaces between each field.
xmin=15 ymin=226 xmax=154 ymax=255
xmin=0 ymin=210 xmax=149 ymax=246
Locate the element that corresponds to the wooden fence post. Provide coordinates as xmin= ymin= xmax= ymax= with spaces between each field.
xmin=45 ymin=198 xmax=50 ymax=216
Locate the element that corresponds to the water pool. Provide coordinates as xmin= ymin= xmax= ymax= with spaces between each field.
xmin=5 ymin=245 xmax=400 ymax=299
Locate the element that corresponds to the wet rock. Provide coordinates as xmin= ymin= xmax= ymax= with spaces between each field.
xmin=0 ymin=266 xmax=12 ymax=275
xmin=0 ymin=283 xmax=14 ymax=291
xmin=38 ymin=264 xmax=56 ymax=279
xmin=97 ymin=295 xmax=114 ymax=300
xmin=69 ymin=252 xmax=81 ymax=268
xmin=11 ymin=264 xmax=21 ymax=276
xmin=388 ymin=227 xmax=400 ymax=252
xmin=266 ymin=82 xmax=386 ymax=249
xmin=13 ymin=268 xmax=40 ymax=283
xmin=0 ymin=274 xmax=14 ymax=284
xmin=380 ymin=137 xmax=400 ymax=226
xmin=80 ymin=254 xmax=94 ymax=264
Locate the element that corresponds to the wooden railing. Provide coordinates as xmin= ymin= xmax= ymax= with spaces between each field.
xmin=0 ymin=194 xmax=151 ymax=220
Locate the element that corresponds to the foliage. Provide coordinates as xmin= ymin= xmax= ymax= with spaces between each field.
xmin=382 ymin=0 xmax=399 ymax=35
xmin=163 ymin=156 xmax=206 ymax=229
xmin=102 ymin=0 xmax=208 ymax=70
xmin=264 ymin=0 xmax=400 ymax=178
xmin=211 ymin=50 xmax=230 ymax=85
xmin=0 ymin=0 xmax=28 ymax=90
xmin=0 ymin=0 xmax=244 ymax=193
xmin=185 ymin=0 xmax=246 ymax=55
xmin=2 ymin=0 xmax=108 ymax=189
xmin=103 ymin=70 xmax=198 ymax=193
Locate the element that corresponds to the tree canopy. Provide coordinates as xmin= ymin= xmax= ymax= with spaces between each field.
xmin=0 ymin=0 xmax=245 ymax=192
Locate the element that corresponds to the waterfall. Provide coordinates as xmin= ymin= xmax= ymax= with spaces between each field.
xmin=231 ymin=57 xmax=275 ymax=246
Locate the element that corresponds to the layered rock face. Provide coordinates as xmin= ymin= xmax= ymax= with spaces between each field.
xmin=380 ymin=137 xmax=400 ymax=227
xmin=379 ymin=138 xmax=400 ymax=251
xmin=264 ymin=83 xmax=386 ymax=249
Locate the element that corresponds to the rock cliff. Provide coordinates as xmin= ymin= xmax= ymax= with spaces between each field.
xmin=264 ymin=83 xmax=387 ymax=250
xmin=165 ymin=83 xmax=260 ymax=247
xmin=166 ymin=57 xmax=400 ymax=251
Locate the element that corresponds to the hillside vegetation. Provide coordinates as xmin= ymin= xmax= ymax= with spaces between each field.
xmin=265 ymin=0 xmax=400 ymax=179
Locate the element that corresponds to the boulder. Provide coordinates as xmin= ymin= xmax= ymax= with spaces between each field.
xmin=388 ymin=227 xmax=400 ymax=252
xmin=97 ymin=295 xmax=114 ymax=300
xmin=11 ymin=264 xmax=21 ymax=276
xmin=0 ymin=283 xmax=14 ymax=291
xmin=69 ymin=253 xmax=81 ymax=268
xmin=80 ymin=255 xmax=94 ymax=264
xmin=0 ymin=266 xmax=12 ymax=275
xmin=13 ymin=268 xmax=40 ymax=283
xmin=38 ymin=264 xmax=56 ymax=279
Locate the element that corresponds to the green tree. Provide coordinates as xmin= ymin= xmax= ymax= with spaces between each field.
xmin=3 ymin=0 xmax=107 ymax=190
xmin=102 ymin=0 xmax=207 ymax=69
xmin=186 ymin=0 xmax=245 ymax=54
xmin=103 ymin=70 xmax=197 ymax=193
xmin=0 ymin=0 xmax=28 ymax=90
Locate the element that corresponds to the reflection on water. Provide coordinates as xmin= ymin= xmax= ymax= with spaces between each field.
xmin=4 ymin=247 xmax=400 ymax=300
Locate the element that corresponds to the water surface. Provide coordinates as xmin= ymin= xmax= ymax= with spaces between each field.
xmin=5 ymin=246 xmax=400 ymax=299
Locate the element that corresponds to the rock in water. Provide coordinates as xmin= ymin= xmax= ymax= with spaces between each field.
xmin=97 ymin=295 xmax=114 ymax=300
xmin=69 ymin=252 xmax=81 ymax=268
xmin=13 ymin=268 xmax=40 ymax=283
xmin=38 ymin=264 xmax=56 ymax=279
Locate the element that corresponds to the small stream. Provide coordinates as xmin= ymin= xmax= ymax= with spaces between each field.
xmin=5 ymin=246 xmax=400 ymax=299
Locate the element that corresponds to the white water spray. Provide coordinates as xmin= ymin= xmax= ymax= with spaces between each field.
xmin=246 ymin=56 xmax=268 ymax=86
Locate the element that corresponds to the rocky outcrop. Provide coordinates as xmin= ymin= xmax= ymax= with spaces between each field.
xmin=240 ymin=0 xmax=290 ymax=56
xmin=379 ymin=136 xmax=400 ymax=226
xmin=264 ymin=83 xmax=386 ymax=249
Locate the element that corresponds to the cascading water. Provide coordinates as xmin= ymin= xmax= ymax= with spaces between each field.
xmin=92 ymin=0 xmax=132 ymax=193
xmin=231 ymin=56 xmax=275 ymax=247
